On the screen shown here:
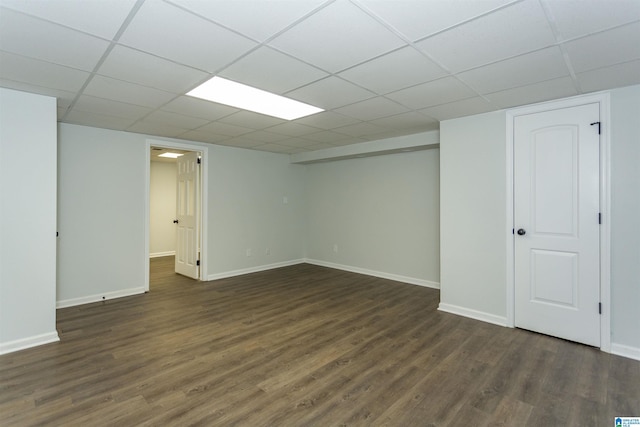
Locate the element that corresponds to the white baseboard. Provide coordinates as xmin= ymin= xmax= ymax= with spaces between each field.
xmin=304 ymin=259 xmax=440 ymax=289
xmin=611 ymin=343 xmax=640 ymax=361
xmin=0 ymin=331 xmax=60 ymax=355
xmin=438 ymin=303 xmax=508 ymax=327
xmin=150 ymin=251 xmax=175 ymax=258
xmin=207 ymin=259 xmax=306 ymax=281
xmin=57 ymin=287 xmax=146 ymax=309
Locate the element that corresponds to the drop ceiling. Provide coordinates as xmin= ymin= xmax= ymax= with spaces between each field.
xmin=1 ymin=0 xmax=638 ymax=155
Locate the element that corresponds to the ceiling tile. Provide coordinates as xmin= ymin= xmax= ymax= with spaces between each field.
xmin=97 ymin=45 xmax=208 ymax=94
xmin=72 ymin=95 xmax=152 ymax=120
xmin=333 ymin=122 xmax=388 ymax=138
xmin=218 ymin=111 xmax=287 ymax=130
xmin=286 ymin=76 xmax=374 ymax=109
xmin=576 ymin=60 xmax=640 ymax=92
xmin=0 ymin=51 xmax=90 ymax=92
xmin=484 ymin=76 xmax=578 ymax=108
xmin=215 ymin=137 xmax=265 ymax=149
xmin=241 ymin=131 xmax=290 ymax=144
xmin=338 ymin=46 xmax=447 ymax=94
xmin=141 ymin=110 xmax=210 ymax=130
xmin=119 ymin=0 xmax=257 ymax=72
xmin=419 ymin=96 xmax=494 ymax=120
xmin=0 ymin=8 xmax=109 ymax=71
xmin=64 ymin=109 xmax=137 ymax=131
xmin=197 ymin=121 xmax=254 ymax=137
xmin=84 ymin=75 xmax=176 ymax=109
xmin=334 ymin=96 xmax=409 ymax=121
xmin=358 ymin=0 xmax=516 ymax=41
xmin=386 ymin=76 xmax=477 ymax=109
xmin=368 ymin=111 xmax=439 ymax=129
xmin=563 ymin=22 xmax=640 ymax=73
xmin=265 ymin=122 xmax=321 ymax=137
xmin=269 ymin=0 xmax=405 ymax=73
xmin=0 ymin=0 xmax=136 ymax=39
xmin=161 ymin=96 xmax=238 ymax=120
xmin=543 ymin=0 xmax=640 ymax=40
xmin=127 ymin=121 xmax=190 ymax=138
xmin=416 ymin=0 xmax=556 ymax=72
xmin=219 ymin=46 xmax=328 ymax=94
xmin=292 ymin=111 xmax=361 ymax=129
xmin=457 ymin=47 xmax=570 ymax=94
xmin=303 ymin=130 xmax=352 ymax=143
xmin=277 ymin=137 xmax=322 ymax=148
xmin=179 ymin=130 xmax=230 ymax=145
xmin=167 ymin=0 xmax=329 ymax=41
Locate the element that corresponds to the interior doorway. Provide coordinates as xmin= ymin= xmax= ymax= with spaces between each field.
xmin=145 ymin=139 xmax=209 ymax=291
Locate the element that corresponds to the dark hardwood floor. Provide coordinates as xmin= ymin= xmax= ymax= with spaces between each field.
xmin=1 ymin=256 xmax=638 ymax=426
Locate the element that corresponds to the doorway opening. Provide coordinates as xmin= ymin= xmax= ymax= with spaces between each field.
xmin=145 ymin=139 xmax=209 ymax=291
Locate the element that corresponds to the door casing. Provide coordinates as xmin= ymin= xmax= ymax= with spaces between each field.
xmin=505 ymin=92 xmax=611 ymax=352
xmin=145 ymin=139 xmax=209 ymax=291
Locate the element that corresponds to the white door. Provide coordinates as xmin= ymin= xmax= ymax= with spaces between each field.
xmin=514 ymin=103 xmax=600 ymax=347
xmin=175 ymin=151 xmax=200 ymax=279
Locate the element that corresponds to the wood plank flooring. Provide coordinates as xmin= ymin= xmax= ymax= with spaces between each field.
xmin=1 ymin=257 xmax=638 ymax=426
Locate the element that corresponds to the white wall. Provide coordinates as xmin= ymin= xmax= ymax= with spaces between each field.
xmin=0 ymin=88 xmax=58 ymax=353
xmin=149 ymin=161 xmax=176 ymax=257
xmin=609 ymin=85 xmax=640 ymax=351
xmin=439 ymin=111 xmax=508 ymax=324
xmin=439 ymin=84 xmax=640 ymax=352
xmin=57 ymin=123 xmax=307 ymax=305
xmin=305 ymin=148 xmax=440 ymax=287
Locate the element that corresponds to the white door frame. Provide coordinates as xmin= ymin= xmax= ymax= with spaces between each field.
xmin=145 ymin=139 xmax=209 ymax=291
xmin=505 ymin=92 xmax=611 ymax=352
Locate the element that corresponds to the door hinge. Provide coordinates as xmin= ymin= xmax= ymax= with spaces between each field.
xmin=197 ymin=157 xmax=201 ymax=164
xmin=56 ymin=231 xmax=59 ymax=237
xmin=599 ymin=213 xmax=602 ymax=224
xmin=196 ymin=260 xmax=200 ymax=266
xmin=599 ymin=302 xmax=602 ymax=314
xmin=590 ymin=121 xmax=601 ymax=134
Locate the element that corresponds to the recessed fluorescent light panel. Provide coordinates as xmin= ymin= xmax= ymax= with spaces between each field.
xmin=158 ymin=152 xmax=184 ymax=158
xmin=187 ymin=76 xmax=324 ymax=121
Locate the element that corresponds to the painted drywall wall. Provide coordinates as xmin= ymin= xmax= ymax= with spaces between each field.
xmin=57 ymin=123 xmax=307 ymax=304
xmin=305 ymin=148 xmax=440 ymax=287
xmin=609 ymin=85 xmax=640 ymax=351
xmin=0 ymin=88 xmax=58 ymax=353
xmin=149 ymin=161 xmax=177 ymax=257
xmin=439 ymin=111 xmax=508 ymax=323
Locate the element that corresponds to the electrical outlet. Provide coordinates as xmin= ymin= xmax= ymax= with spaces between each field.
xmin=246 ymin=248 xmax=252 ymax=257
xmin=333 ymin=244 xmax=338 ymax=253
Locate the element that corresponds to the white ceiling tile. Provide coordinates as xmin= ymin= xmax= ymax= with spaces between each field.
xmin=0 ymin=51 xmax=90 ymax=92
xmin=368 ymin=112 xmax=439 ymax=129
xmin=416 ymin=0 xmax=556 ymax=72
xmin=484 ymin=76 xmax=578 ymax=108
xmin=265 ymin=122 xmax=321 ymax=137
xmin=286 ymin=76 xmax=374 ymax=109
xmin=119 ymin=1 xmax=257 ymax=72
xmin=218 ymin=111 xmax=287 ymax=130
xmin=269 ymin=0 xmax=405 ymax=73
xmin=358 ymin=0 xmax=516 ymax=41
xmin=127 ymin=121 xmax=190 ymax=138
xmin=563 ymin=22 xmax=640 ymax=73
xmin=179 ymin=130 xmax=230 ymax=144
xmin=576 ymin=60 xmax=640 ymax=92
xmin=167 ymin=0 xmax=329 ymax=41
xmin=419 ymin=96 xmax=494 ymax=120
xmin=219 ymin=47 xmax=328 ymax=94
xmin=161 ymin=96 xmax=238 ymax=120
xmin=543 ymin=0 xmax=640 ymax=40
xmin=457 ymin=47 xmax=570 ymax=94
xmin=278 ymin=137 xmax=323 ymax=148
xmin=141 ymin=110 xmax=210 ymax=130
xmin=334 ymin=96 xmax=409 ymax=121
xmin=64 ymin=109 xmax=137 ymax=130
xmin=386 ymin=76 xmax=478 ymax=109
xmin=0 ymin=8 xmax=109 ymax=71
xmin=338 ymin=46 xmax=447 ymax=94
xmin=84 ymin=75 xmax=176 ymax=109
xmin=197 ymin=121 xmax=254 ymax=137
xmin=216 ymin=137 xmax=265 ymax=149
xmin=0 ymin=0 xmax=136 ymax=39
xmin=240 ymin=131 xmax=289 ymax=144
xmin=293 ymin=110 xmax=361 ymax=129
xmin=333 ymin=122 xmax=388 ymax=138
xmin=303 ymin=130 xmax=352 ymax=143
xmin=97 ymin=45 xmax=208 ymax=93
xmin=72 ymin=95 xmax=152 ymax=120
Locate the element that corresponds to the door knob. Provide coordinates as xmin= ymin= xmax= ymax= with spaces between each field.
xmin=173 ymin=219 xmax=179 ymax=224
xmin=517 ymin=228 xmax=526 ymax=236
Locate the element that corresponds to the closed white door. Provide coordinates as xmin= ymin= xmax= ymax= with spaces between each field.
xmin=175 ymin=151 xmax=200 ymax=279
xmin=514 ymin=103 xmax=600 ymax=347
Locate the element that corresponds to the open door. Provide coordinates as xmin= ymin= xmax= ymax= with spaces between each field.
xmin=175 ymin=151 xmax=200 ymax=279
